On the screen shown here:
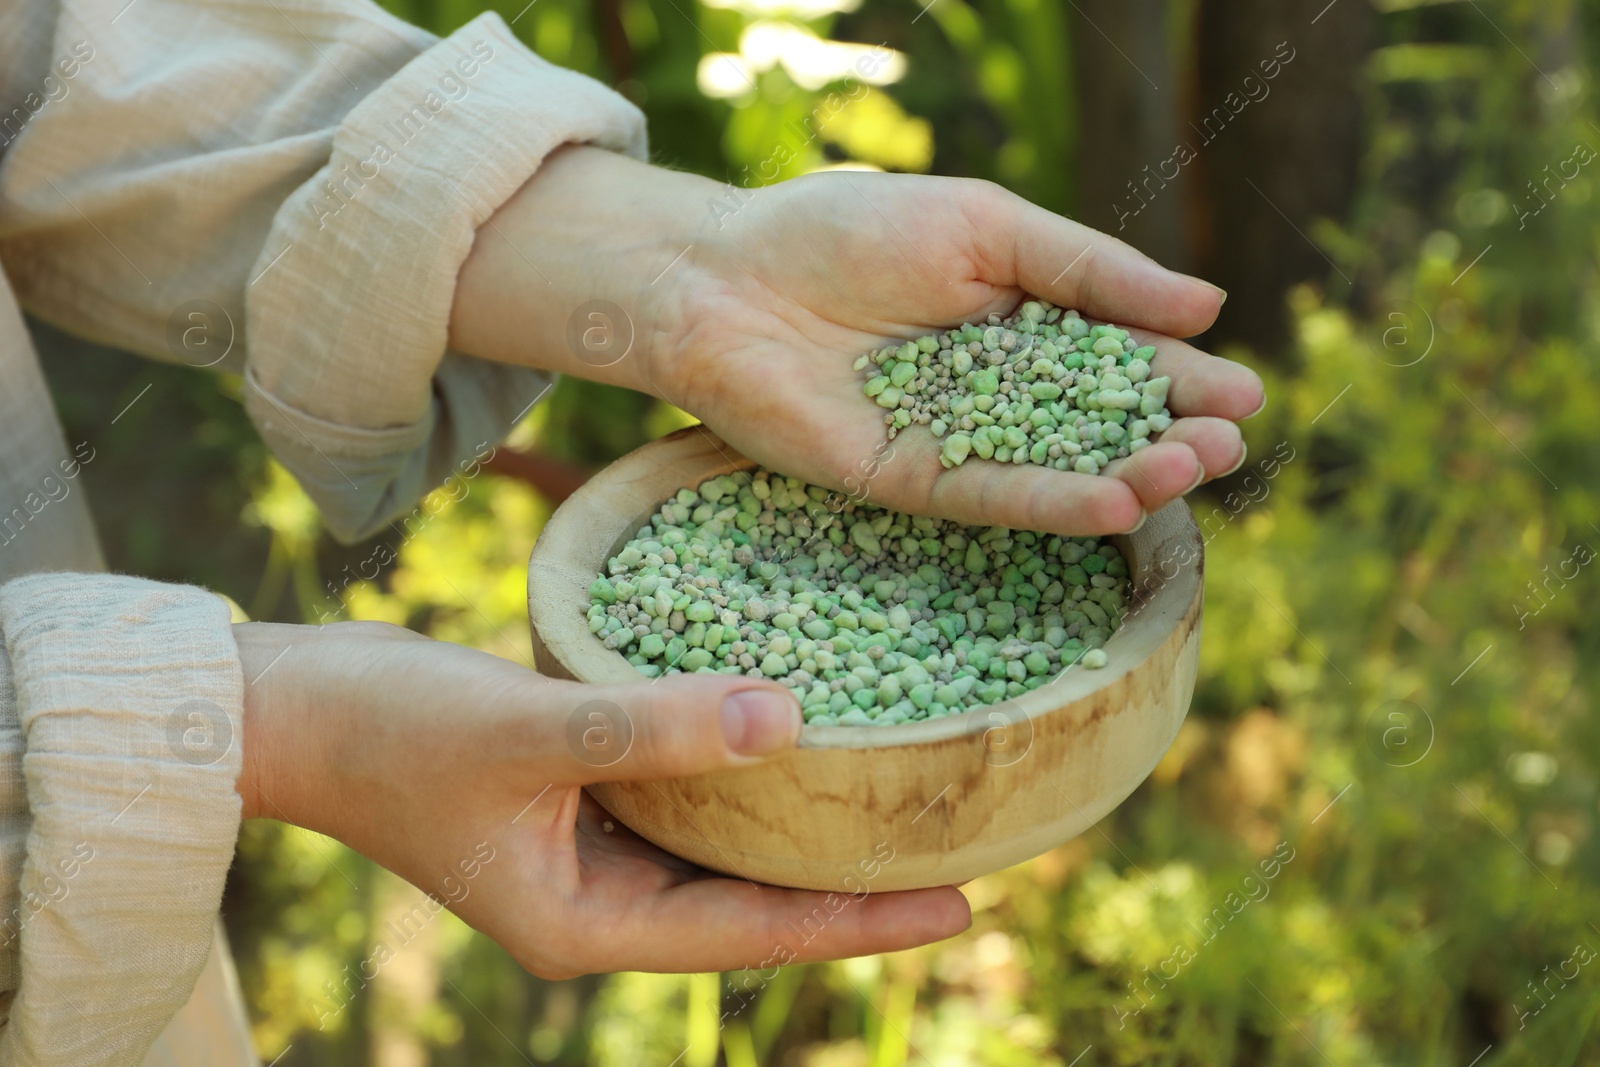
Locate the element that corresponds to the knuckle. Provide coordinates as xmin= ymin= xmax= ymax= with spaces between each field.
xmin=954 ymin=177 xmax=1014 ymax=237
xmin=626 ymin=691 xmax=703 ymax=773
xmin=959 ymin=176 xmax=1009 ymax=211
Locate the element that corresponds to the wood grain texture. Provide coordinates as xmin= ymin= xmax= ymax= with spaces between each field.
xmin=528 ymin=427 xmax=1204 ymax=891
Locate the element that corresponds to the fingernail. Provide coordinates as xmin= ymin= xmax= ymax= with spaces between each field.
xmin=1183 ymin=274 xmax=1227 ymax=305
xmin=1242 ymin=394 xmax=1266 ymax=420
xmin=722 ymin=689 xmax=801 ymax=756
xmin=1221 ymin=442 xmax=1249 ymax=478
xmin=1122 ymin=510 xmax=1148 ymax=534
xmin=1184 ymin=465 xmax=1206 ymax=494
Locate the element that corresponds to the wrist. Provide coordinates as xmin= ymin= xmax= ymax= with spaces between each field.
xmin=234 ymin=623 xmax=279 ymax=822
xmin=234 ymin=622 xmax=340 ymax=830
xmin=448 ymin=145 xmax=722 ymax=401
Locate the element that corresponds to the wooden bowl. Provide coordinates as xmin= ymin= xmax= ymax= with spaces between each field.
xmin=527 ymin=427 xmax=1202 ymax=892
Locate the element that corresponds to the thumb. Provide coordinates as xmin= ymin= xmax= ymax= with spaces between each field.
xmin=981 ymin=185 xmax=1225 ymax=338
xmin=540 ymin=673 xmax=802 ymax=784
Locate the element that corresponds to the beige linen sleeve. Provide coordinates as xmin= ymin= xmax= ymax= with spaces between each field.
xmin=0 ymin=3 xmax=647 ymax=542
xmin=0 ymin=573 xmax=244 ymax=1066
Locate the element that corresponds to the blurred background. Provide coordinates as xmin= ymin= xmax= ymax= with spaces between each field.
xmin=35 ymin=0 xmax=1600 ymax=1062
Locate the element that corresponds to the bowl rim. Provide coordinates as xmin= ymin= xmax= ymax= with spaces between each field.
xmin=528 ymin=426 xmax=1203 ymax=751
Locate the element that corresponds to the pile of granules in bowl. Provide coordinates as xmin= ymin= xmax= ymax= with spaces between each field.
xmin=858 ymin=299 xmax=1173 ymax=475
xmin=588 ymin=469 xmax=1133 ymax=726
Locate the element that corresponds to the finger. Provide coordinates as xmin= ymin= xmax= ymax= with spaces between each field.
xmin=582 ymin=879 xmax=972 ymax=973
xmin=1149 ymin=417 xmax=1246 ymax=482
xmin=1125 ymin=329 xmax=1266 ymax=421
xmin=921 ymin=450 xmax=1147 ymax=536
xmin=1102 ymin=440 xmax=1206 ymax=514
xmin=973 ymin=185 xmax=1225 ymax=337
xmin=532 ymin=674 xmax=802 ymax=786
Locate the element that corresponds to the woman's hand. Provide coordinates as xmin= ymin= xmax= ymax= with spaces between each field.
xmin=657 ymin=169 xmax=1262 ymax=535
xmin=235 ymin=621 xmax=971 ymax=977
xmin=449 ymin=148 xmax=1264 ymax=536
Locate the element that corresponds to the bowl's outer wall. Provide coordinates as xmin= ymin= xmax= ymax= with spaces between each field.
xmin=529 ymin=428 xmax=1203 ymax=892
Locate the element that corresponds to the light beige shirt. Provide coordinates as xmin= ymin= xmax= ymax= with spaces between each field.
xmin=0 ymin=1 xmax=646 ymax=1062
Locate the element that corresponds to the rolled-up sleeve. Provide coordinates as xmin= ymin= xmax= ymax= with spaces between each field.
xmin=0 ymin=573 xmax=244 ymax=1066
xmin=0 ymin=4 xmax=647 ymax=541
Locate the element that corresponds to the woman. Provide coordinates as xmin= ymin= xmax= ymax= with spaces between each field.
xmin=0 ymin=0 xmax=1261 ymax=1062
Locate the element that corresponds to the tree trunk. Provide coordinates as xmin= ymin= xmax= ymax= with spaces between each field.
xmin=1192 ymin=0 xmax=1375 ymax=358
xmin=1071 ymin=0 xmax=1190 ymax=275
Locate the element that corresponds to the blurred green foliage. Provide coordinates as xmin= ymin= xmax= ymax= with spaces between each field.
xmin=39 ymin=0 xmax=1600 ymax=1063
